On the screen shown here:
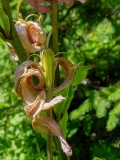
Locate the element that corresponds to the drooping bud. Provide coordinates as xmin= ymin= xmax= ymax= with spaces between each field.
xmin=15 ymin=21 xmax=46 ymax=54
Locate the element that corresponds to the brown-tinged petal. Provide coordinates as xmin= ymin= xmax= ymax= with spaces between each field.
xmin=25 ymin=92 xmax=65 ymax=118
xmin=32 ymin=113 xmax=72 ymax=156
xmin=15 ymin=60 xmax=65 ymax=118
xmin=53 ymin=57 xmax=74 ymax=95
xmin=6 ymin=42 xmax=19 ymax=61
xmin=24 ymin=0 xmax=51 ymax=13
xmin=24 ymin=91 xmax=46 ymax=119
xmin=15 ymin=23 xmax=37 ymax=54
xmin=15 ymin=60 xmax=72 ymax=156
xmin=27 ymin=21 xmax=46 ymax=49
xmin=15 ymin=60 xmax=44 ymax=100
xmin=15 ymin=21 xmax=46 ymax=54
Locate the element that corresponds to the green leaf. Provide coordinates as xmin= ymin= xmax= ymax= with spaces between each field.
xmin=73 ymin=65 xmax=93 ymax=86
xmin=54 ymin=84 xmax=74 ymax=120
xmin=59 ymin=112 xmax=68 ymax=138
xmin=0 ymin=7 xmax=10 ymax=38
xmin=61 ymin=84 xmax=74 ymax=116
xmin=54 ymin=87 xmax=69 ymax=120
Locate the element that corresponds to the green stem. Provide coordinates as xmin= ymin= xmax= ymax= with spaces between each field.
xmin=46 ymin=24 xmax=65 ymax=48
xmin=51 ymin=1 xmax=70 ymax=160
xmin=1 ymin=0 xmax=27 ymax=62
xmin=46 ymin=90 xmax=53 ymax=160
xmin=51 ymin=0 xmax=58 ymax=54
xmin=51 ymin=0 xmax=60 ymax=87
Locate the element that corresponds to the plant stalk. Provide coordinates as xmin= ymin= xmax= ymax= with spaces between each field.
xmin=1 ymin=0 xmax=27 ymax=62
xmin=51 ymin=1 xmax=70 ymax=160
xmin=51 ymin=0 xmax=58 ymax=54
xmin=46 ymin=90 xmax=53 ymax=160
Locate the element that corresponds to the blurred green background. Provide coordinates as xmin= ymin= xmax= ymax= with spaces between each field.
xmin=1 ymin=0 xmax=120 ymax=159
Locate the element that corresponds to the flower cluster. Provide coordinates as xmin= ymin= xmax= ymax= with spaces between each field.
xmin=15 ymin=56 xmax=74 ymax=155
xmin=13 ymin=17 xmax=75 ymax=156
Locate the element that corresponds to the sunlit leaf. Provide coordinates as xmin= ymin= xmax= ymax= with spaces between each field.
xmin=73 ymin=65 xmax=93 ymax=86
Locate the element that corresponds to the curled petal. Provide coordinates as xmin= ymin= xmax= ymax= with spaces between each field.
xmin=15 ymin=60 xmax=72 ymax=156
xmin=15 ymin=21 xmax=46 ymax=54
xmin=32 ymin=114 xmax=72 ymax=156
xmin=27 ymin=21 xmax=46 ymax=49
xmin=15 ymin=60 xmax=44 ymax=103
xmin=15 ymin=23 xmax=37 ymax=54
xmin=24 ymin=0 xmax=51 ymax=13
xmin=53 ymin=57 xmax=74 ymax=95
xmin=15 ymin=60 xmax=65 ymax=118
xmin=25 ymin=93 xmax=65 ymax=118
xmin=24 ymin=91 xmax=46 ymax=119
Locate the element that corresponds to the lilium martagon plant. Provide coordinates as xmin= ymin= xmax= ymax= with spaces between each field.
xmin=12 ymin=0 xmax=78 ymax=157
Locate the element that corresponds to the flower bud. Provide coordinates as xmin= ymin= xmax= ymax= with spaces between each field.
xmin=40 ymin=49 xmax=54 ymax=89
xmin=15 ymin=21 xmax=46 ymax=54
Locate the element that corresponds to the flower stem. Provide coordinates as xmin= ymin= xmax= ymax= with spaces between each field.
xmin=51 ymin=1 xmax=70 ymax=160
xmin=51 ymin=0 xmax=58 ymax=54
xmin=46 ymin=90 xmax=53 ymax=160
xmin=51 ymin=0 xmax=60 ymax=87
xmin=1 ymin=0 xmax=27 ymax=62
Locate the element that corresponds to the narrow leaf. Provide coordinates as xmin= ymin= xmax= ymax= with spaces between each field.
xmin=61 ymin=84 xmax=74 ymax=116
xmin=0 ymin=7 xmax=10 ymax=38
xmin=73 ymin=65 xmax=93 ymax=86
xmin=54 ymin=87 xmax=69 ymax=120
xmin=59 ymin=112 xmax=68 ymax=138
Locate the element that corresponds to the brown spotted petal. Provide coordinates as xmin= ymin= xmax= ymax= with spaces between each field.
xmin=32 ymin=113 xmax=72 ymax=156
xmin=53 ymin=57 xmax=74 ymax=95
xmin=15 ymin=21 xmax=46 ymax=54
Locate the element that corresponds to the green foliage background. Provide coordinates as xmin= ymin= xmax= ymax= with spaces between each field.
xmin=1 ymin=0 xmax=120 ymax=159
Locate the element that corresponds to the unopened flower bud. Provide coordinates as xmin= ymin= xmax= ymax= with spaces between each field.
xmin=40 ymin=49 xmax=54 ymax=89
